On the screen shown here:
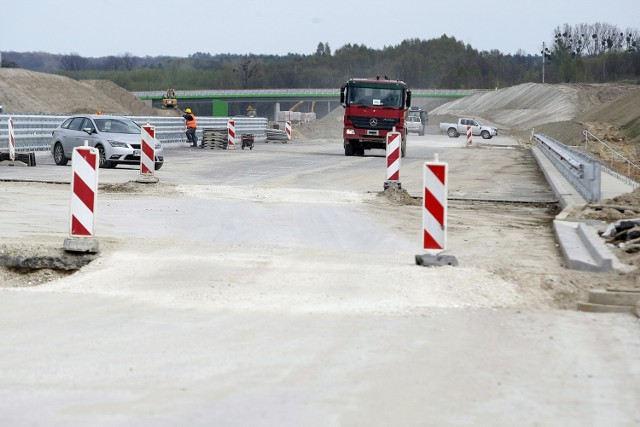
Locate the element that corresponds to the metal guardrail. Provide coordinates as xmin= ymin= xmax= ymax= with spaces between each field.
xmin=533 ymin=133 xmax=602 ymax=202
xmin=132 ymin=88 xmax=482 ymax=99
xmin=0 ymin=114 xmax=268 ymax=152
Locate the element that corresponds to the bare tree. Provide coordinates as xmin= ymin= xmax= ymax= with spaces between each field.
xmin=234 ymin=58 xmax=260 ymax=88
xmin=60 ymin=53 xmax=86 ymax=71
xmin=119 ymin=52 xmax=136 ymax=71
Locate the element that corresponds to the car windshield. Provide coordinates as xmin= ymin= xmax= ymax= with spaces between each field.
xmin=348 ymin=86 xmax=403 ymax=108
xmin=95 ymin=118 xmax=140 ymax=134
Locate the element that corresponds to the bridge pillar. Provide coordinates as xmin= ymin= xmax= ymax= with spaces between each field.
xmin=274 ymin=102 xmax=280 ymax=122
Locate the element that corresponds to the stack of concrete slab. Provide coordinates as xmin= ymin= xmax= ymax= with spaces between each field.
xmin=578 ymin=288 xmax=640 ymax=314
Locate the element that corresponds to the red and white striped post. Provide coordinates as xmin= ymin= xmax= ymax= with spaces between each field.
xmin=384 ymin=127 xmax=402 ymax=190
xmin=63 ymin=145 xmax=100 ymax=253
xmin=227 ymin=119 xmax=236 ymax=149
xmin=415 ymin=154 xmax=458 ymax=266
xmin=137 ymin=124 xmax=159 ymax=183
xmin=285 ymin=120 xmax=292 ymax=141
xmin=466 ymin=124 xmax=473 ymax=146
xmin=8 ymin=116 xmax=15 ymax=161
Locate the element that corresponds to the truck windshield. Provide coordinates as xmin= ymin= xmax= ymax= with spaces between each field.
xmin=348 ymin=86 xmax=403 ymax=108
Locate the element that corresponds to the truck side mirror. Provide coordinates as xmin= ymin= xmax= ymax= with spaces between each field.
xmin=340 ymin=86 xmax=346 ymax=106
xmin=406 ymin=90 xmax=412 ymax=108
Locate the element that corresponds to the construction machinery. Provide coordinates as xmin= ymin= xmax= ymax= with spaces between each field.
xmin=162 ymin=88 xmax=178 ymax=109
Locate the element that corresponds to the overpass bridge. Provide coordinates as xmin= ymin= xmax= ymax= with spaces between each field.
xmin=133 ymin=89 xmax=482 ymax=120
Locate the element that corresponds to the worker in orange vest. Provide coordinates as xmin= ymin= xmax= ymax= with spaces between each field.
xmin=183 ymin=108 xmax=199 ymax=148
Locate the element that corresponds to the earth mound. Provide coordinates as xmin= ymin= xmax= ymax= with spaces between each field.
xmin=0 ymin=68 xmax=171 ymax=116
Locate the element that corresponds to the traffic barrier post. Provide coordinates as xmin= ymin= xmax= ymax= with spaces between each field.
xmin=136 ymin=124 xmax=159 ymax=183
xmin=0 ymin=116 xmax=29 ymax=167
xmin=384 ymin=128 xmax=402 ymax=190
xmin=63 ymin=144 xmax=100 ymax=253
xmin=415 ymin=154 xmax=458 ymax=267
xmin=8 ymin=116 xmax=15 ymax=161
xmin=227 ymin=119 xmax=236 ymax=149
xmin=466 ymin=124 xmax=473 ymax=147
xmin=285 ymin=120 xmax=292 ymax=141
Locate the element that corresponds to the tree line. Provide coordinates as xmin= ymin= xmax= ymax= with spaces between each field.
xmin=1 ymin=22 xmax=639 ymax=91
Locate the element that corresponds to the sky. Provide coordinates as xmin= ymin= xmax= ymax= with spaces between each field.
xmin=2 ymin=0 xmax=638 ymax=58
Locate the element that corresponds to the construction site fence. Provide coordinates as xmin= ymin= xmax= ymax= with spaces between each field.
xmin=0 ymin=115 xmax=269 ymax=152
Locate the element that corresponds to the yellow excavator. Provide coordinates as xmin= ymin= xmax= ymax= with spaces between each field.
xmin=162 ymin=88 xmax=177 ymax=108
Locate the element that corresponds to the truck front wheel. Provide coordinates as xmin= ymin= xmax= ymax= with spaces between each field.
xmin=447 ymin=128 xmax=459 ymax=138
xmin=344 ymin=141 xmax=354 ymax=156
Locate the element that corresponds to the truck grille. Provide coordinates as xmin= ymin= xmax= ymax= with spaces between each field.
xmin=349 ymin=116 xmax=399 ymax=131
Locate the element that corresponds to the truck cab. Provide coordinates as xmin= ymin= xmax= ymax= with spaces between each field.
xmin=340 ymin=77 xmax=411 ymax=157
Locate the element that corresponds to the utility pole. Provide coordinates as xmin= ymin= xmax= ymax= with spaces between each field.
xmin=542 ymin=42 xmax=545 ymax=83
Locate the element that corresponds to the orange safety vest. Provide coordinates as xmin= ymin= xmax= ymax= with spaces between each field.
xmin=186 ymin=113 xmax=197 ymax=129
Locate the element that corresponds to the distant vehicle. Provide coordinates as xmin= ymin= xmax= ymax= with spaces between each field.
xmin=50 ymin=114 xmax=164 ymax=169
xmin=408 ymin=106 xmax=428 ymax=133
xmin=439 ymin=118 xmax=498 ymax=139
xmin=162 ymin=88 xmax=177 ymax=109
xmin=340 ymin=76 xmax=411 ymax=157
xmin=406 ymin=115 xmax=424 ymax=135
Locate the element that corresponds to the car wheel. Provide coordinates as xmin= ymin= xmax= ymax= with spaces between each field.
xmin=481 ymin=130 xmax=491 ymax=139
xmin=447 ymin=128 xmax=459 ymax=138
xmin=53 ymin=143 xmax=68 ymax=166
xmin=155 ymin=162 xmax=163 ymax=171
xmin=96 ymin=145 xmax=115 ymax=168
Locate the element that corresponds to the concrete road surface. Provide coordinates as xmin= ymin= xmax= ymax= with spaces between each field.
xmin=0 ymin=134 xmax=638 ymax=426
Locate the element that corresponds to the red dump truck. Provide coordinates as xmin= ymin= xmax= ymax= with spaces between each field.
xmin=340 ymin=77 xmax=412 ymax=156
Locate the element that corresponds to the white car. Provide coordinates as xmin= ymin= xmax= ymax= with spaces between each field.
xmin=406 ymin=115 xmax=424 ymax=135
xmin=50 ymin=114 xmax=164 ymax=169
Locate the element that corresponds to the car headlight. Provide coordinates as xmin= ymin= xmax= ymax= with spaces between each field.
xmin=346 ymin=129 xmax=356 ymax=135
xmin=107 ymin=140 xmax=129 ymax=148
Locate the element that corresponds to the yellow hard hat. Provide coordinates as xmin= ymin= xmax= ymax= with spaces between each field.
xmin=185 ymin=108 xmax=192 ymax=113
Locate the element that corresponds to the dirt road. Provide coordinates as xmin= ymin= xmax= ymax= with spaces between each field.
xmin=0 ymin=135 xmax=638 ymax=425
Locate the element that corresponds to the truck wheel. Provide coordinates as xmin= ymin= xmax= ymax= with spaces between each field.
xmin=447 ymin=128 xmax=459 ymax=138
xmin=481 ymin=130 xmax=491 ymax=139
xmin=344 ymin=142 xmax=354 ymax=156
xmin=401 ymin=138 xmax=406 ymax=157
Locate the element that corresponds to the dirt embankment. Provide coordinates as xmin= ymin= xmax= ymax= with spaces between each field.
xmin=0 ymin=68 xmax=175 ymax=116
xmin=430 ymin=82 xmax=640 ymax=144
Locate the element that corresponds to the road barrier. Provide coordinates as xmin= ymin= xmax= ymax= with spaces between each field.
xmin=285 ymin=120 xmax=292 ymax=141
xmin=137 ymin=125 xmax=158 ymax=183
xmin=0 ymin=114 xmax=268 ymax=152
xmin=422 ymin=159 xmax=447 ymax=252
xmin=64 ymin=145 xmax=100 ymax=253
xmin=533 ymin=133 xmax=601 ymax=202
xmin=415 ymin=156 xmax=458 ymax=267
xmin=466 ymin=124 xmax=472 ymax=147
xmin=227 ymin=119 xmax=236 ymax=149
xmin=384 ymin=129 xmax=401 ymax=189
xmin=8 ymin=117 xmax=15 ymax=161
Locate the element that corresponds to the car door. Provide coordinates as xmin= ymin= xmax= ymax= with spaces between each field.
xmin=470 ymin=120 xmax=481 ymax=135
xmin=79 ymin=118 xmax=97 ymax=148
xmin=62 ymin=117 xmax=85 ymax=153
